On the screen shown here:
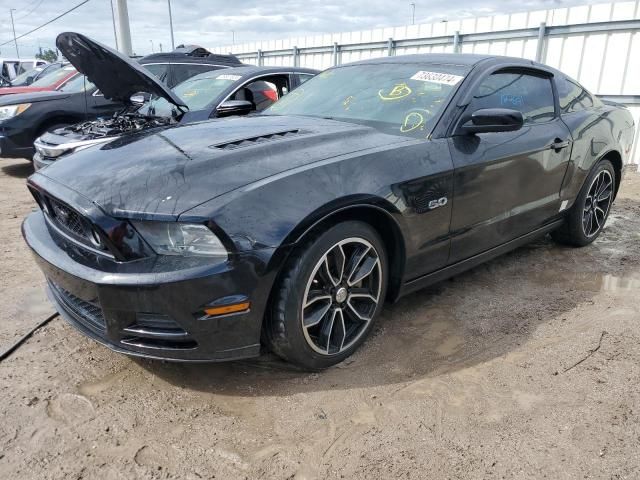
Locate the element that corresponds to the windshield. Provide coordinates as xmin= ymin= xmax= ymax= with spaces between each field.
xmin=31 ymin=67 xmax=75 ymax=87
xmin=263 ymin=63 xmax=468 ymax=137
xmin=139 ymin=71 xmax=241 ymax=117
xmin=58 ymin=74 xmax=96 ymax=93
xmin=10 ymin=66 xmax=43 ymax=86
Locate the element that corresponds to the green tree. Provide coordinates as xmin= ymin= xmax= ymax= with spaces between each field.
xmin=36 ymin=48 xmax=58 ymax=63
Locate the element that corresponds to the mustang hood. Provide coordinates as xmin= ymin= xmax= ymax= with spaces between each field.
xmin=56 ymin=32 xmax=186 ymax=109
xmin=34 ymin=115 xmax=412 ymax=218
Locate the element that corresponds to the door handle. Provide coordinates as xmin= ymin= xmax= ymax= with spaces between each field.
xmin=549 ymin=138 xmax=570 ymax=151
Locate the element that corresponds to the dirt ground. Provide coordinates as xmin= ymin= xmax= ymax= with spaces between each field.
xmin=1 ymin=157 xmax=640 ymax=480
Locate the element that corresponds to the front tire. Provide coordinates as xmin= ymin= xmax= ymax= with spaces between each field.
xmin=552 ymin=159 xmax=616 ymax=246
xmin=267 ymin=221 xmax=388 ymax=370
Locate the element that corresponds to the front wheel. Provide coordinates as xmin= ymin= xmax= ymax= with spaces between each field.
xmin=552 ymin=159 xmax=616 ymax=246
xmin=267 ymin=221 xmax=388 ymax=370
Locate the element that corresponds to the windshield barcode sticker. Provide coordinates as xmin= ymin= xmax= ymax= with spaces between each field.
xmin=410 ymin=71 xmax=463 ymax=85
xmin=217 ymin=74 xmax=242 ymax=81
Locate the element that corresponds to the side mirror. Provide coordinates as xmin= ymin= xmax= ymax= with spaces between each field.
xmin=460 ymin=108 xmax=524 ymax=134
xmin=216 ymin=100 xmax=253 ymax=117
xmin=25 ymin=75 xmax=35 ymax=85
xmin=130 ymin=92 xmax=150 ymax=105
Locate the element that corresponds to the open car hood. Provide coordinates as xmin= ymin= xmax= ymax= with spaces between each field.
xmin=56 ymin=32 xmax=187 ymax=109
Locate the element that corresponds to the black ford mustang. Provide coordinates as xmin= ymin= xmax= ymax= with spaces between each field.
xmin=23 ymin=54 xmax=635 ymax=369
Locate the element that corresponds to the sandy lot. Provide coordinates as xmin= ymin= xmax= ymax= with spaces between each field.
xmin=1 ymin=157 xmax=640 ymax=479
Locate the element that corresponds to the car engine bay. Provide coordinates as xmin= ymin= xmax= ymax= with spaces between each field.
xmin=67 ymin=113 xmax=174 ymax=139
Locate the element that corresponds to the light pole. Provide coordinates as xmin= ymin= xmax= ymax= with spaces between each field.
xmin=231 ymin=30 xmax=235 ymax=45
xmin=109 ymin=0 xmax=119 ymax=50
xmin=9 ymin=8 xmax=19 ymax=57
xmin=167 ymin=0 xmax=175 ymax=50
xmin=114 ymin=0 xmax=133 ymax=56
xmin=150 ymin=39 xmax=154 ymax=53
xmin=410 ymin=3 xmax=416 ymax=25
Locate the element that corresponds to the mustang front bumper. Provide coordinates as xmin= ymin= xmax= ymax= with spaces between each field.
xmin=22 ymin=211 xmax=279 ymax=362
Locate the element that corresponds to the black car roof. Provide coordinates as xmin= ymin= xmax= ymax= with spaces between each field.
xmin=187 ymin=65 xmax=320 ymax=78
xmin=343 ymin=53 xmax=542 ymax=68
xmin=139 ymin=52 xmax=244 ymax=66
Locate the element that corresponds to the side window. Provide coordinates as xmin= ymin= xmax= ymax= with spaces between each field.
xmin=171 ymin=64 xmax=220 ymax=88
xmin=468 ymin=72 xmax=555 ymax=124
xmin=18 ymin=62 xmax=31 ymax=75
xmin=232 ymin=76 xmax=291 ymax=112
xmin=556 ymin=77 xmax=594 ymax=113
xmin=143 ymin=64 xmax=170 ymax=84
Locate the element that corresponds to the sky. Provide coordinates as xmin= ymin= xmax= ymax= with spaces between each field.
xmin=0 ymin=0 xmax=606 ymax=58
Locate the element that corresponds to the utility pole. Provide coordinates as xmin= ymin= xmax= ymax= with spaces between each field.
xmin=231 ymin=30 xmax=235 ymax=45
xmin=114 ymin=0 xmax=133 ymax=56
xmin=410 ymin=3 xmax=415 ymax=25
xmin=150 ymin=40 xmax=154 ymax=53
xmin=167 ymin=0 xmax=175 ymax=50
xmin=9 ymin=9 xmax=19 ymax=57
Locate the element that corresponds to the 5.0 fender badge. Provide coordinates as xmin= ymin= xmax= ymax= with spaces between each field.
xmin=428 ymin=197 xmax=448 ymax=210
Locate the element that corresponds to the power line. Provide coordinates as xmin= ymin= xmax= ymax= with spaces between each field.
xmin=16 ymin=0 xmax=46 ymax=21
xmin=0 ymin=0 xmax=90 ymax=48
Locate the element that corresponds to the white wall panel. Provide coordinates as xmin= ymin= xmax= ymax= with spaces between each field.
xmin=213 ymin=1 xmax=640 ymax=165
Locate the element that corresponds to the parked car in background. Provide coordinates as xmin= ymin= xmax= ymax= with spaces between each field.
xmin=1 ymin=34 xmax=244 ymax=160
xmin=0 ymin=62 xmax=68 ymax=88
xmin=0 ymin=58 xmax=48 ymax=86
xmin=23 ymin=53 xmax=634 ymax=369
xmin=35 ymin=50 xmax=317 ymax=168
xmin=0 ymin=65 xmax=77 ymax=97
xmin=0 ymin=73 xmax=106 ymax=159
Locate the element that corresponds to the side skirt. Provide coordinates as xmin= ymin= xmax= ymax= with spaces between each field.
xmin=397 ymin=219 xmax=564 ymax=299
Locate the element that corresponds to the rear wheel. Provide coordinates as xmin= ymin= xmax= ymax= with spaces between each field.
xmin=552 ymin=159 xmax=616 ymax=246
xmin=267 ymin=221 xmax=387 ymax=370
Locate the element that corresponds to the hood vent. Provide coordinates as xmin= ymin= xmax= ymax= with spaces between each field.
xmin=209 ymin=129 xmax=302 ymax=151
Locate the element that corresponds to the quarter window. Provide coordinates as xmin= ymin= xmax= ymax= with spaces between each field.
xmin=298 ymin=74 xmax=314 ymax=84
xmin=468 ymin=72 xmax=555 ymax=124
xmin=557 ymin=77 xmax=595 ymax=113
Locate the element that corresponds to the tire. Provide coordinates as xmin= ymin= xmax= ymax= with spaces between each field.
xmin=552 ymin=159 xmax=616 ymax=247
xmin=267 ymin=221 xmax=388 ymax=370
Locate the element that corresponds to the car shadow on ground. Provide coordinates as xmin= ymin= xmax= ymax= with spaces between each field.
xmin=1 ymin=159 xmax=34 ymax=179
xmin=135 ymin=198 xmax=640 ymax=396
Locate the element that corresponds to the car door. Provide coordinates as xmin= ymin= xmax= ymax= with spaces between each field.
xmin=90 ymin=87 xmax=124 ymax=118
xmin=447 ymin=69 xmax=572 ymax=263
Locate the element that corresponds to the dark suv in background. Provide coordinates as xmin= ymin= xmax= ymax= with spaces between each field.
xmin=139 ymin=45 xmax=244 ymax=88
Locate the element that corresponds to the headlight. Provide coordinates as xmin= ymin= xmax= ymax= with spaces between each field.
xmin=132 ymin=221 xmax=228 ymax=259
xmin=0 ymin=103 xmax=31 ymax=121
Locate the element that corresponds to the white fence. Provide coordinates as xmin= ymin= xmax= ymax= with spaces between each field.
xmin=210 ymin=1 xmax=640 ymax=166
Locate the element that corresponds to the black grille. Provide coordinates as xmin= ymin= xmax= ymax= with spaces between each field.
xmin=49 ymin=281 xmax=106 ymax=331
xmin=47 ymin=197 xmax=91 ymax=241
